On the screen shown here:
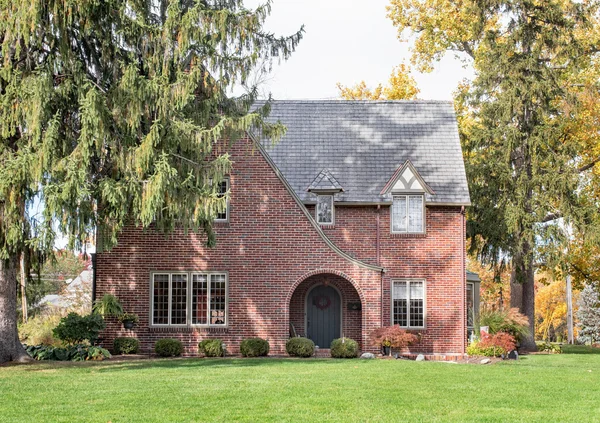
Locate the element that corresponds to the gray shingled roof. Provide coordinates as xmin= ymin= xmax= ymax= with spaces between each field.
xmin=258 ymin=100 xmax=470 ymax=205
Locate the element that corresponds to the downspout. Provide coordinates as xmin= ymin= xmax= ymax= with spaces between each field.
xmin=461 ymin=206 xmax=466 ymax=355
xmin=91 ymin=253 xmax=97 ymax=305
xmin=377 ymin=205 xmax=384 ymax=327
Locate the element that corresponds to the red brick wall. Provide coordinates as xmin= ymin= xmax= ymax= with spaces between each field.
xmin=96 ymin=137 xmax=466 ymax=356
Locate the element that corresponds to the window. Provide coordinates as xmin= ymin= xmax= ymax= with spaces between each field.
xmin=151 ymin=272 xmax=228 ymax=326
xmin=316 ymin=194 xmax=334 ymax=225
xmin=392 ymin=280 xmax=425 ymax=328
xmin=467 ymin=283 xmax=474 ymax=328
xmin=215 ymin=179 xmax=229 ymax=221
xmin=392 ymin=195 xmax=424 ymax=233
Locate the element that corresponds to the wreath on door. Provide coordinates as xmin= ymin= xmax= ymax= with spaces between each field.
xmin=313 ymin=295 xmax=332 ymax=310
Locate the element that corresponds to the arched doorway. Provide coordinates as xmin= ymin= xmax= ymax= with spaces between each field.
xmin=306 ymin=284 xmax=341 ymax=348
xmin=289 ymin=272 xmax=362 ymax=350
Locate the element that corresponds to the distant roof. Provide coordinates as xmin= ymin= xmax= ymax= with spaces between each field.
xmin=37 ymin=270 xmax=93 ymax=308
xmin=259 ymin=100 xmax=470 ymax=205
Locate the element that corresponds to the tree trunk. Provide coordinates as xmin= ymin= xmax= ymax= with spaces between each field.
xmin=510 ymin=251 xmax=537 ymax=352
xmin=0 ymin=254 xmax=32 ymax=364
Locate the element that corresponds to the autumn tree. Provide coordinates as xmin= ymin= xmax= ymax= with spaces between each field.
xmin=337 ymin=63 xmax=419 ymax=100
xmin=389 ymin=0 xmax=600 ymax=350
xmin=0 ymin=0 xmax=302 ymax=363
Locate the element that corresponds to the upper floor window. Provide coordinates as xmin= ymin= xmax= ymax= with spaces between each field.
xmin=151 ymin=272 xmax=228 ymax=327
xmin=316 ymin=194 xmax=334 ymax=225
xmin=392 ymin=280 xmax=425 ymax=329
xmin=215 ymin=179 xmax=229 ymax=222
xmin=392 ymin=195 xmax=424 ymax=233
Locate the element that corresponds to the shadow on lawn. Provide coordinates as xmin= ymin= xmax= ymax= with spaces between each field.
xmin=19 ymin=357 xmax=350 ymax=373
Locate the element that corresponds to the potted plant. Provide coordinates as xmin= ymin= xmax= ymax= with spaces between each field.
xmin=370 ymin=325 xmax=419 ymax=357
xmin=119 ymin=312 xmax=139 ymax=329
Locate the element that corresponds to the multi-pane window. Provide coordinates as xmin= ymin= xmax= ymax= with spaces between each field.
xmin=392 ymin=280 xmax=425 ymax=328
xmin=467 ymin=283 xmax=474 ymax=328
xmin=215 ymin=179 xmax=229 ymax=221
xmin=392 ymin=195 xmax=424 ymax=233
xmin=316 ymin=194 xmax=334 ymax=225
xmin=151 ymin=272 xmax=227 ymax=326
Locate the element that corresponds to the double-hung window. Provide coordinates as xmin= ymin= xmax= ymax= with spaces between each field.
xmin=392 ymin=280 xmax=425 ymax=328
xmin=215 ymin=179 xmax=229 ymax=222
xmin=316 ymin=194 xmax=334 ymax=225
xmin=392 ymin=195 xmax=424 ymax=233
xmin=151 ymin=272 xmax=228 ymax=327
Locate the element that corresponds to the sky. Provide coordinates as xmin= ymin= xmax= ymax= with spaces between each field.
xmin=245 ymin=0 xmax=472 ymax=101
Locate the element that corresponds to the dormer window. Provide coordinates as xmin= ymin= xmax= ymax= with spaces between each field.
xmin=392 ymin=195 xmax=424 ymax=233
xmin=381 ymin=161 xmax=433 ymax=235
xmin=215 ymin=179 xmax=229 ymax=222
xmin=316 ymin=194 xmax=334 ymax=225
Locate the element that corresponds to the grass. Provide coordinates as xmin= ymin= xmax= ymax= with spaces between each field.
xmin=1 ymin=354 xmax=600 ymax=422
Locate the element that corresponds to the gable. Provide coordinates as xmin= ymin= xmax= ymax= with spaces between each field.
xmin=381 ymin=160 xmax=435 ymax=195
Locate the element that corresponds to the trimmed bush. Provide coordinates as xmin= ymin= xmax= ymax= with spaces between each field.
xmin=198 ymin=339 xmax=225 ymax=357
xmin=286 ymin=337 xmax=315 ymax=358
xmin=154 ymin=339 xmax=183 ymax=357
xmin=53 ymin=312 xmax=105 ymax=345
xmin=240 ymin=338 xmax=269 ymax=357
xmin=330 ymin=337 xmax=359 ymax=358
xmin=113 ymin=337 xmax=140 ymax=354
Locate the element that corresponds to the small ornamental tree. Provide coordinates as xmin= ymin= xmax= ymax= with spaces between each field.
xmin=577 ymin=283 xmax=600 ymax=345
xmin=369 ymin=325 xmax=419 ymax=355
xmin=0 ymin=0 xmax=303 ymax=363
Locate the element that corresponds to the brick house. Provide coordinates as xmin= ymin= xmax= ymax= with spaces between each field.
xmin=94 ymin=100 xmax=473 ymax=357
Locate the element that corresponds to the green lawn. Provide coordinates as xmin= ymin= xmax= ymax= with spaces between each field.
xmin=1 ymin=354 xmax=599 ymax=422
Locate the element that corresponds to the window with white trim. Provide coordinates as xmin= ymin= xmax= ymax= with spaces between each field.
xmin=392 ymin=280 xmax=425 ymax=328
xmin=316 ymin=194 xmax=334 ymax=225
xmin=151 ymin=272 xmax=228 ymax=326
xmin=215 ymin=179 xmax=229 ymax=221
xmin=392 ymin=195 xmax=424 ymax=233
xmin=467 ymin=283 xmax=474 ymax=328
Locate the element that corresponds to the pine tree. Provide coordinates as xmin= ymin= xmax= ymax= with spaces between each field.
xmin=389 ymin=0 xmax=600 ymax=350
xmin=0 ymin=0 xmax=302 ymax=363
xmin=577 ymin=283 xmax=600 ymax=344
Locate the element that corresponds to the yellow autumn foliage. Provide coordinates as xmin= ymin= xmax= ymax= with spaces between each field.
xmin=337 ymin=64 xmax=419 ymax=100
xmin=535 ymin=277 xmax=579 ymax=342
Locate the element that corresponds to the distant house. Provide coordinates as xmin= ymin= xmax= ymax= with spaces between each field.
xmin=37 ymin=269 xmax=92 ymax=311
xmin=95 ymin=100 xmax=475 ymax=358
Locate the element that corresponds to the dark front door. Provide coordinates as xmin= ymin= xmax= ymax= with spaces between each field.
xmin=306 ymin=285 xmax=341 ymax=348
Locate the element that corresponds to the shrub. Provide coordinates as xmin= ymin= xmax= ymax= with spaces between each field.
xmin=240 ymin=338 xmax=270 ymax=357
xmin=479 ymin=307 xmax=529 ymax=342
xmin=198 ymin=339 xmax=225 ymax=357
xmin=52 ymin=312 xmax=105 ymax=345
xmin=19 ymin=311 xmax=64 ymax=346
xmin=286 ymin=337 xmax=315 ymax=357
xmin=113 ymin=337 xmax=140 ymax=354
xmin=92 ymin=294 xmax=123 ymax=317
xmin=25 ymin=344 xmax=111 ymax=361
xmin=536 ymin=341 xmax=562 ymax=354
xmin=154 ymin=339 xmax=183 ymax=357
xmin=467 ymin=332 xmax=516 ymax=357
xmin=369 ymin=326 xmax=419 ymax=353
xmin=330 ymin=337 xmax=359 ymax=358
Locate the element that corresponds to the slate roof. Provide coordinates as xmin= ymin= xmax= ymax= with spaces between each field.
xmin=307 ymin=168 xmax=344 ymax=192
xmin=258 ymin=100 xmax=470 ymax=205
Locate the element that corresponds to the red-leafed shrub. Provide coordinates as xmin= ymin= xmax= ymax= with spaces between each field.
xmin=468 ymin=332 xmax=516 ymax=357
xmin=369 ymin=326 xmax=419 ymax=351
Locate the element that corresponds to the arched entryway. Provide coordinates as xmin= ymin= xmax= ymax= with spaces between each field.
xmin=289 ymin=272 xmax=362 ymax=349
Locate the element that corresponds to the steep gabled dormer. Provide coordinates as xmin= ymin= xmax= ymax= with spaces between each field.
xmin=307 ymin=169 xmax=343 ymax=225
xmin=381 ymin=161 xmax=434 ymax=234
